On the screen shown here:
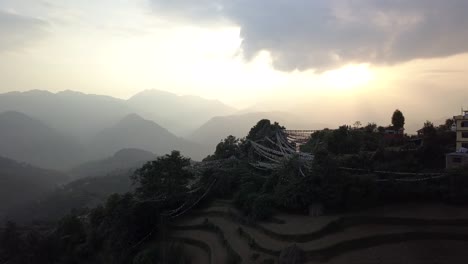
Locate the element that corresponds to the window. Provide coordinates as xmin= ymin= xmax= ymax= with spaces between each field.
xmin=462 ymin=121 xmax=468 ymax=127
xmin=463 ymin=143 xmax=468 ymax=148
xmin=453 ymin=157 xmax=462 ymax=163
xmin=463 ymin=132 xmax=468 ymax=138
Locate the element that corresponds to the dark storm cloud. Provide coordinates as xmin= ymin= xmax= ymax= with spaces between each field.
xmin=0 ymin=10 xmax=48 ymax=51
xmin=149 ymin=0 xmax=468 ymax=71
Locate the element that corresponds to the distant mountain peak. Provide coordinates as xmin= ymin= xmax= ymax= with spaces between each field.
xmin=118 ymin=113 xmax=148 ymax=124
xmin=113 ymin=148 xmax=154 ymax=158
xmin=57 ymin=90 xmax=85 ymax=95
xmin=129 ymin=89 xmax=235 ymax=108
xmin=88 ymin=112 xmax=210 ymax=161
xmin=15 ymin=89 xmax=54 ymax=96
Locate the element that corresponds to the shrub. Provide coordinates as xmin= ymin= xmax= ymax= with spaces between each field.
xmin=251 ymin=194 xmax=275 ymax=221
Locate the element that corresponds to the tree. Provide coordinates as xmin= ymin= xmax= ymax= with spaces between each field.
xmin=56 ymin=214 xmax=86 ymax=261
xmin=442 ymin=118 xmax=454 ymax=131
xmin=364 ymin=122 xmax=377 ymax=133
xmin=273 ymin=156 xmax=315 ymax=210
xmin=421 ymin=121 xmax=437 ymax=138
xmin=132 ymin=151 xmax=193 ymax=201
xmin=353 ymin=121 xmax=362 ymax=129
xmin=391 ymin=109 xmax=405 ymax=129
xmin=213 ymin=135 xmax=241 ymax=160
xmin=246 ymin=119 xmax=283 ymax=142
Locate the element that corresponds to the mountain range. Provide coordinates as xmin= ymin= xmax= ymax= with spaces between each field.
xmin=69 ymin=148 xmax=155 ymax=179
xmin=0 ymin=90 xmax=131 ymax=141
xmin=0 ymin=111 xmax=86 ymax=170
xmin=0 ymin=89 xmax=235 ymax=168
xmin=0 ymin=110 xmax=210 ymax=169
xmin=0 ymin=89 xmax=236 ymax=139
xmin=2 ymin=147 xmax=160 ymax=222
xmin=189 ymin=111 xmax=330 ymax=150
xmin=127 ymin=89 xmax=236 ymax=136
xmin=0 ymin=89 xmax=325 ymax=170
xmin=88 ymin=113 xmax=207 ymax=161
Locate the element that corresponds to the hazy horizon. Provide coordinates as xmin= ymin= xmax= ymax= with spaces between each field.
xmin=1 ymin=0 xmax=468 ymax=161
xmin=0 ymin=88 xmax=461 ymax=134
xmin=1 ymin=0 xmax=467 ymax=133
xmin=2 ymin=2 xmax=468 ymax=263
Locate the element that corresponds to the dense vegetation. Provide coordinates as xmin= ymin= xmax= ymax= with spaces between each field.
xmin=1 ymin=112 xmax=466 ymax=264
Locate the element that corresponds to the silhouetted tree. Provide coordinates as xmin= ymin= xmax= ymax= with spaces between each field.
xmin=422 ymin=121 xmax=437 ymax=139
xmin=391 ymin=109 xmax=405 ymax=129
xmin=353 ymin=121 xmax=362 ymax=129
xmin=246 ymin=119 xmax=283 ymax=142
xmin=364 ymin=122 xmax=377 ymax=133
xmin=132 ymin=150 xmax=193 ymax=202
xmin=213 ymin=135 xmax=241 ymax=160
xmin=442 ymin=118 xmax=454 ymax=131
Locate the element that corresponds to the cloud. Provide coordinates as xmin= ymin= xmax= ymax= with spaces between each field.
xmin=0 ymin=10 xmax=48 ymax=51
xmin=150 ymin=0 xmax=225 ymax=24
xmin=148 ymin=0 xmax=468 ymax=71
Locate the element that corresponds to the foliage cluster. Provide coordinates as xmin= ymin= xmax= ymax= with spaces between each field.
xmin=1 ymin=151 xmax=195 ymax=264
xmin=1 ymin=110 xmax=464 ymax=263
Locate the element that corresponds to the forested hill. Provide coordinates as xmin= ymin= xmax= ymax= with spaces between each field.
xmin=0 ymin=89 xmax=235 ymax=139
xmin=89 ymin=114 xmax=208 ymax=161
xmin=69 ymin=148 xmax=155 ymax=180
xmin=0 ymin=156 xmax=68 ymax=216
xmin=0 ymin=111 xmax=85 ymax=170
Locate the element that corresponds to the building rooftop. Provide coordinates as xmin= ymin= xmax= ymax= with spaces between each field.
xmin=454 ymin=109 xmax=468 ymax=119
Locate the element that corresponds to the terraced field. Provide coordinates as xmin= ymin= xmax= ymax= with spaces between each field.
xmin=169 ymin=201 xmax=468 ymax=264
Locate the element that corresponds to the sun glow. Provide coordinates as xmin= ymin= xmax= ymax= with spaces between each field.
xmin=321 ymin=64 xmax=374 ymax=91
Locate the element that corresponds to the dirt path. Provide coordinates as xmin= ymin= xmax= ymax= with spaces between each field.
xmin=308 ymin=240 xmax=468 ymax=264
xmin=174 ymin=202 xmax=468 ymax=263
xmin=172 ymin=229 xmax=228 ymax=264
xmin=355 ymin=202 xmax=468 ymax=219
xmin=261 ymin=202 xmax=468 ymax=235
xmin=261 ymin=214 xmax=338 ymax=235
xmin=175 ymin=216 xmax=269 ymax=263
xmin=208 ymin=217 xmax=258 ymax=263
xmin=176 ymin=213 xmax=468 ymax=252
xmin=298 ymin=225 xmax=468 ymax=250
xmin=250 ymin=219 xmax=468 ymax=252
xmin=183 ymin=243 xmax=210 ymax=264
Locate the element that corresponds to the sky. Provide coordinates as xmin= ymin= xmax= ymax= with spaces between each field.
xmin=0 ymin=0 xmax=467 ymax=130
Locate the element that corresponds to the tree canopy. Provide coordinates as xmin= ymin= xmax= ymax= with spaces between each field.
xmin=246 ymin=119 xmax=283 ymax=142
xmin=209 ymin=135 xmax=243 ymax=160
xmin=132 ymin=150 xmax=193 ymax=202
xmin=391 ymin=109 xmax=405 ymax=129
xmin=1 ymin=116 xmax=463 ymax=264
